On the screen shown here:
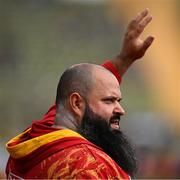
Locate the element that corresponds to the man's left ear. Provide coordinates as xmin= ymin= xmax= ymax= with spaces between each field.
xmin=69 ymin=92 xmax=85 ymax=120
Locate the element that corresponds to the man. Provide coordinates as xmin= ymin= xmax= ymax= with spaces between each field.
xmin=6 ymin=9 xmax=154 ymax=179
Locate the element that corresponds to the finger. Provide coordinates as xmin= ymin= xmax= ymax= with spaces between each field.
xmin=143 ymin=36 xmax=154 ymax=51
xmin=136 ymin=15 xmax=152 ymax=35
xmin=135 ymin=8 xmax=149 ymax=23
xmin=128 ymin=8 xmax=149 ymax=30
xmin=140 ymin=15 xmax=152 ymax=28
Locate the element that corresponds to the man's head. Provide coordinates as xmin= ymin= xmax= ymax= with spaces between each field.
xmin=55 ymin=63 xmax=125 ymax=131
xmin=55 ymin=63 xmax=137 ymax=177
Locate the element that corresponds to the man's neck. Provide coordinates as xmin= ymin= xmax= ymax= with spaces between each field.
xmin=55 ymin=107 xmax=79 ymax=132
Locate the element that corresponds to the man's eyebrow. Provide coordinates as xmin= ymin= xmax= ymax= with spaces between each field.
xmin=101 ymin=96 xmax=122 ymax=101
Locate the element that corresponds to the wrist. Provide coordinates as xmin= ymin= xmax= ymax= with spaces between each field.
xmin=118 ymin=53 xmax=135 ymax=65
xmin=112 ymin=54 xmax=133 ymax=76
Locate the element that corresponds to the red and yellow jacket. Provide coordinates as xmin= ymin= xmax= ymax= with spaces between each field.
xmin=6 ymin=61 xmax=130 ymax=179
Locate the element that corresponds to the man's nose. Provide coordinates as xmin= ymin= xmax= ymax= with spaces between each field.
xmin=114 ymin=102 xmax=125 ymax=115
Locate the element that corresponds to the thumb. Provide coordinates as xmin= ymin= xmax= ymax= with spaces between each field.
xmin=143 ymin=36 xmax=154 ymax=51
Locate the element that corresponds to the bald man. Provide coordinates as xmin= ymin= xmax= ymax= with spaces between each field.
xmin=54 ymin=64 xmax=136 ymax=178
xmin=5 ymin=9 xmax=154 ymax=179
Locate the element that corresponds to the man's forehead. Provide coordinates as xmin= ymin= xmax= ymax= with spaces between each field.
xmin=90 ymin=68 xmax=121 ymax=96
xmin=89 ymin=83 xmax=122 ymax=104
xmin=92 ymin=67 xmax=120 ymax=86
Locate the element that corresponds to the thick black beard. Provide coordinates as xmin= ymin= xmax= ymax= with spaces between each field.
xmin=78 ymin=104 xmax=138 ymax=178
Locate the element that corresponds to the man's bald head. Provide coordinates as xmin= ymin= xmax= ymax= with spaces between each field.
xmin=56 ymin=63 xmax=109 ymax=107
xmin=56 ymin=63 xmax=118 ymax=109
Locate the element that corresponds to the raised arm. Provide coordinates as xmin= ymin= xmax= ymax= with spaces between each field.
xmin=40 ymin=9 xmax=154 ymax=122
xmin=111 ymin=8 xmax=154 ymax=76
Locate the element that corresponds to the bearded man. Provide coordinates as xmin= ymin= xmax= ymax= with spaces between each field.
xmin=5 ymin=9 xmax=154 ymax=179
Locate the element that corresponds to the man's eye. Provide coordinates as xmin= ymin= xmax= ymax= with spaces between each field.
xmin=104 ymin=99 xmax=114 ymax=103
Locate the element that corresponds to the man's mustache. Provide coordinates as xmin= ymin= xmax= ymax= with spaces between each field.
xmin=110 ymin=114 xmax=121 ymax=122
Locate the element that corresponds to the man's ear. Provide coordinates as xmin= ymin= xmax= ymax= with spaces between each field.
xmin=69 ymin=92 xmax=85 ymax=120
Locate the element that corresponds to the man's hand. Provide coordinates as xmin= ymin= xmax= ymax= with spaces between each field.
xmin=112 ymin=8 xmax=154 ymax=76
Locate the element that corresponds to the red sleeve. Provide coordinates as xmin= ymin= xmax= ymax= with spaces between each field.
xmin=102 ymin=61 xmax=122 ymax=84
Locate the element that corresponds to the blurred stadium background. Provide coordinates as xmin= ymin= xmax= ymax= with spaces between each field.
xmin=0 ymin=0 xmax=179 ymax=178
